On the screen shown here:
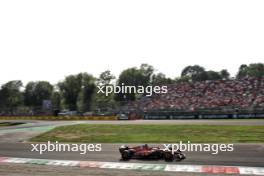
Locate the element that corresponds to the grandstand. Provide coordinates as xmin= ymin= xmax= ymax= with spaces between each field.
xmin=125 ymin=77 xmax=264 ymax=119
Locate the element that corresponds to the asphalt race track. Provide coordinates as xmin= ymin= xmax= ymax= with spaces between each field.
xmin=0 ymin=142 xmax=264 ymax=167
xmin=0 ymin=119 xmax=264 ymax=176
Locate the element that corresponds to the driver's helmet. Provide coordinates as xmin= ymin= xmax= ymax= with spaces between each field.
xmin=119 ymin=145 xmax=128 ymax=153
xmin=143 ymin=144 xmax=148 ymax=149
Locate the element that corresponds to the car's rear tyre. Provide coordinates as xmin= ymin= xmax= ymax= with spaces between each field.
xmin=151 ymin=150 xmax=163 ymax=159
xmin=121 ymin=150 xmax=132 ymax=161
xmin=164 ymin=152 xmax=174 ymax=162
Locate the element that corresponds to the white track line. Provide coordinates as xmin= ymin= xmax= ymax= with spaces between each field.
xmin=0 ymin=156 xmax=263 ymax=175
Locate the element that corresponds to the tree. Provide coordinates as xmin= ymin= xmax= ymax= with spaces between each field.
xmin=0 ymin=80 xmax=23 ymax=110
xmin=77 ymin=73 xmax=96 ymax=112
xmin=115 ymin=64 xmax=174 ymax=102
xmin=93 ymin=70 xmax=116 ymax=110
xmin=115 ymin=67 xmax=139 ymax=102
xmin=51 ymin=91 xmax=61 ymax=110
xmin=181 ymin=65 xmax=207 ymax=82
xmin=58 ymin=74 xmax=82 ymax=110
xmin=220 ymin=69 xmax=230 ymax=79
xmin=206 ymin=70 xmax=222 ymax=80
xmin=181 ymin=65 xmax=231 ymax=81
xmin=139 ymin=64 xmax=154 ymax=87
xmin=115 ymin=64 xmax=155 ymax=102
xmin=152 ymin=72 xmax=174 ymax=85
xmin=24 ymin=81 xmax=53 ymax=108
xmin=58 ymin=73 xmax=95 ymax=111
xmin=97 ymin=70 xmax=115 ymax=86
xmin=236 ymin=64 xmax=249 ymax=79
xmin=175 ymin=75 xmax=191 ymax=83
xmin=237 ymin=63 xmax=264 ymax=78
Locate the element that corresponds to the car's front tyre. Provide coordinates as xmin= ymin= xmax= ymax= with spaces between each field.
xmin=121 ymin=150 xmax=132 ymax=160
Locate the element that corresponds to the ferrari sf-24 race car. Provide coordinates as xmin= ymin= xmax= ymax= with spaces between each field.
xmin=119 ymin=144 xmax=186 ymax=161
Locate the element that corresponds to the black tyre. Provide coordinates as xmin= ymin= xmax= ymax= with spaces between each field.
xmin=164 ymin=152 xmax=174 ymax=162
xmin=121 ymin=150 xmax=132 ymax=161
xmin=174 ymin=153 xmax=186 ymax=161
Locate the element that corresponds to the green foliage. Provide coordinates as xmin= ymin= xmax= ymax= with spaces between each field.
xmin=78 ymin=73 xmax=96 ymax=112
xmin=31 ymin=124 xmax=264 ymax=143
xmin=180 ymin=65 xmax=231 ymax=82
xmin=220 ymin=69 xmax=230 ymax=79
xmin=237 ymin=63 xmax=264 ymax=78
xmin=93 ymin=70 xmax=116 ymax=110
xmin=206 ymin=70 xmax=222 ymax=80
xmin=24 ymin=81 xmax=53 ymax=107
xmin=152 ymin=72 xmax=174 ymax=85
xmin=58 ymin=74 xmax=83 ymax=110
xmin=181 ymin=65 xmax=206 ymax=82
xmin=97 ymin=70 xmax=115 ymax=86
xmin=0 ymin=80 xmax=23 ymax=109
xmin=115 ymin=64 xmax=156 ymax=102
xmin=51 ymin=91 xmax=61 ymax=110
xmin=115 ymin=67 xmax=140 ymax=101
xmin=58 ymin=73 xmax=95 ymax=111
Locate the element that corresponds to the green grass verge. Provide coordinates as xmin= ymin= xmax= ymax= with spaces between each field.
xmin=30 ymin=124 xmax=264 ymax=143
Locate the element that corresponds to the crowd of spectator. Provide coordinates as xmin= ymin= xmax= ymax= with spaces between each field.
xmin=132 ymin=77 xmax=264 ymax=112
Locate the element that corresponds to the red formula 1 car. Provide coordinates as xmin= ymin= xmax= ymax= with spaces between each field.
xmin=119 ymin=144 xmax=186 ymax=162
